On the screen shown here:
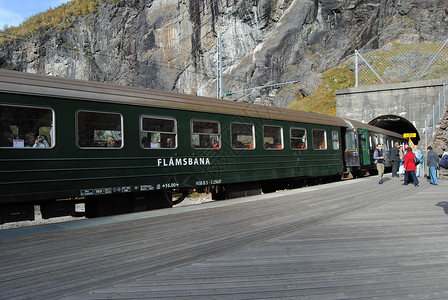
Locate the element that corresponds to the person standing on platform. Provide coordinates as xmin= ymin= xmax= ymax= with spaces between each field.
xmin=413 ymin=145 xmax=422 ymax=177
xmin=403 ymin=146 xmax=419 ymax=186
xmin=374 ymin=144 xmax=386 ymax=184
xmin=398 ymin=144 xmax=405 ymax=177
xmin=427 ymin=146 xmax=440 ymax=185
xmin=391 ymin=142 xmax=400 ymax=177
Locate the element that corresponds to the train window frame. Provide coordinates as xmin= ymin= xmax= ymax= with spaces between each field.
xmin=290 ymin=127 xmax=307 ymax=150
xmin=263 ymin=125 xmax=283 ymax=150
xmin=140 ymin=115 xmax=177 ymax=149
xmin=231 ymin=122 xmax=255 ymax=150
xmin=0 ymin=104 xmax=55 ymax=149
xmin=191 ymin=119 xmax=221 ymax=150
xmin=332 ymin=130 xmax=340 ymax=150
xmin=76 ymin=110 xmax=123 ymax=149
xmin=312 ymin=129 xmax=327 ymax=150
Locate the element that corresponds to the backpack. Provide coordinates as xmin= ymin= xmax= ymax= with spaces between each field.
xmin=440 ymin=155 xmax=448 ymax=169
xmin=414 ymin=155 xmax=420 ymax=166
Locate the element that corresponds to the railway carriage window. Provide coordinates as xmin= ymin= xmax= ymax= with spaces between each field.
xmin=369 ymin=135 xmax=374 ymax=150
xmin=77 ymin=111 xmax=123 ymax=149
xmin=263 ymin=125 xmax=283 ymax=150
xmin=0 ymin=104 xmax=54 ymax=148
xmin=345 ymin=130 xmax=357 ymax=150
xmin=141 ymin=116 xmax=177 ymax=149
xmin=231 ymin=122 xmax=255 ymax=149
xmin=290 ymin=127 xmax=307 ymax=150
xmin=191 ymin=119 xmax=221 ymax=149
xmin=312 ymin=129 xmax=327 ymax=150
xmin=332 ymin=130 xmax=340 ymax=150
xmin=373 ymin=136 xmax=378 ymax=147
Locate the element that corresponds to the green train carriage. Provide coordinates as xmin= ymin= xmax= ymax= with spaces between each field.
xmin=0 ymin=70 xmax=401 ymax=223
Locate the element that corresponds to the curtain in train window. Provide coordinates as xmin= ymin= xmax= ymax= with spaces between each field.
xmin=332 ymin=130 xmax=340 ymax=150
xmin=0 ymin=104 xmax=54 ymax=149
xmin=312 ymin=129 xmax=327 ymax=150
xmin=263 ymin=125 xmax=283 ymax=149
xmin=191 ymin=120 xmax=221 ymax=149
xmin=141 ymin=116 xmax=177 ymax=149
xmin=290 ymin=127 xmax=307 ymax=150
xmin=77 ymin=110 xmax=123 ymax=148
xmin=231 ymin=122 xmax=255 ymax=149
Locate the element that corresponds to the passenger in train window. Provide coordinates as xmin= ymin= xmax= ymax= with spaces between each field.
xmin=24 ymin=132 xmax=36 ymax=147
xmin=0 ymin=125 xmax=15 ymax=147
xmin=141 ymin=136 xmax=150 ymax=148
xmin=35 ymin=135 xmax=50 ymax=148
xmin=211 ymin=138 xmax=219 ymax=149
xmin=106 ymin=136 xmax=116 ymax=147
xmin=166 ymin=137 xmax=175 ymax=148
xmin=25 ymin=132 xmax=49 ymax=148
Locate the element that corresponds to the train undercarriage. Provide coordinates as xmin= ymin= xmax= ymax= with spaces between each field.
xmin=1 ymin=174 xmax=348 ymax=224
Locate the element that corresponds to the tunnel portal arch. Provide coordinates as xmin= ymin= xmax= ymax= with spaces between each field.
xmin=368 ymin=115 xmax=420 ymax=145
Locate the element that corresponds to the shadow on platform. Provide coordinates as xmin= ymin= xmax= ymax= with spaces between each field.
xmin=436 ymin=202 xmax=448 ymax=214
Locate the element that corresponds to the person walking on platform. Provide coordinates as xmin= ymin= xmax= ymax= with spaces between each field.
xmin=374 ymin=144 xmax=386 ymax=184
xmin=403 ymin=146 xmax=419 ymax=186
xmin=427 ymin=146 xmax=440 ymax=185
xmin=391 ymin=142 xmax=400 ymax=177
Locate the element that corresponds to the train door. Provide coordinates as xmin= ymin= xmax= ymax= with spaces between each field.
xmin=358 ymin=129 xmax=371 ymax=165
xmin=344 ymin=129 xmax=359 ymax=167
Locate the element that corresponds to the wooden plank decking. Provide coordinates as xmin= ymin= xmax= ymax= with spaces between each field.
xmin=1 ymin=175 xmax=448 ymax=299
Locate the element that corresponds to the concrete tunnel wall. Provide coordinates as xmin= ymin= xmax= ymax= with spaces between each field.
xmin=336 ymin=78 xmax=447 ymax=148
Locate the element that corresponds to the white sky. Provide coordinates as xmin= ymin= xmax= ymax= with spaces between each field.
xmin=0 ymin=0 xmax=69 ymax=29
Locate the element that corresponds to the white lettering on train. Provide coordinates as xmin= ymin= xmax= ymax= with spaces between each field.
xmin=157 ymin=157 xmax=211 ymax=167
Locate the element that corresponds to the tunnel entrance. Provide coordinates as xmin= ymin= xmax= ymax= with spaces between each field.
xmin=369 ymin=115 xmax=420 ymax=145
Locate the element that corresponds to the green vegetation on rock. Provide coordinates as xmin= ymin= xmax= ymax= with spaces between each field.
xmin=287 ymin=67 xmax=355 ymax=116
xmin=0 ymin=0 xmax=117 ymax=44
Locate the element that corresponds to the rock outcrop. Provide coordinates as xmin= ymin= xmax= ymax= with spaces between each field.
xmin=0 ymin=0 xmax=447 ymax=107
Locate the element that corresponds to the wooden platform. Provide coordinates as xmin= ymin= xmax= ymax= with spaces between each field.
xmin=1 ymin=175 xmax=448 ymax=299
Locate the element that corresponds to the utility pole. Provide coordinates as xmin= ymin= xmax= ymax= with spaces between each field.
xmin=217 ymin=32 xmax=223 ymax=99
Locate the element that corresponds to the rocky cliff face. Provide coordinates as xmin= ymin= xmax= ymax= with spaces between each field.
xmin=430 ymin=104 xmax=448 ymax=178
xmin=0 ymin=0 xmax=447 ymax=107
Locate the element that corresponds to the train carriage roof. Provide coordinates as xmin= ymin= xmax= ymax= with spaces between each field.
xmin=0 ymin=69 xmax=348 ymax=126
xmin=344 ymin=119 xmax=404 ymax=139
xmin=0 ymin=69 xmax=403 ymax=139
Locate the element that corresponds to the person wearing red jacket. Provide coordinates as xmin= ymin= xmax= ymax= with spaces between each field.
xmin=403 ymin=146 xmax=419 ymax=186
